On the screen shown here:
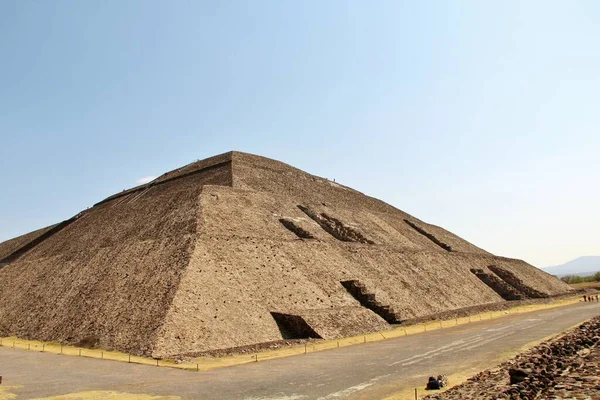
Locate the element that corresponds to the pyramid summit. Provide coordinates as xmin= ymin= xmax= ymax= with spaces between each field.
xmin=0 ymin=151 xmax=571 ymax=357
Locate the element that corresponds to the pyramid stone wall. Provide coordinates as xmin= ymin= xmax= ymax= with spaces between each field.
xmin=0 ymin=152 xmax=572 ymax=357
xmin=153 ymin=152 xmax=570 ymax=355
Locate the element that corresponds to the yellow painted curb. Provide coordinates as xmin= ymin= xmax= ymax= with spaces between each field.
xmin=30 ymin=391 xmax=180 ymax=400
xmin=0 ymin=384 xmax=20 ymax=400
xmin=0 ymin=296 xmax=583 ymax=372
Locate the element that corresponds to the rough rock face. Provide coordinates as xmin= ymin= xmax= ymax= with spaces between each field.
xmin=424 ymin=316 xmax=600 ymax=400
xmin=0 ymin=151 xmax=572 ymax=357
xmin=0 ymin=224 xmax=57 ymax=260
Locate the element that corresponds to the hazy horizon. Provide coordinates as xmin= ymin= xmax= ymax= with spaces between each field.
xmin=1 ymin=1 xmax=598 ymax=268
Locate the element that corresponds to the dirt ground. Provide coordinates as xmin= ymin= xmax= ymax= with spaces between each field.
xmin=570 ymin=281 xmax=600 ymax=291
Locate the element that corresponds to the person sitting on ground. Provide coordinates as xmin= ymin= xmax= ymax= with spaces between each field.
xmin=426 ymin=376 xmax=441 ymax=390
xmin=437 ymin=375 xmax=449 ymax=387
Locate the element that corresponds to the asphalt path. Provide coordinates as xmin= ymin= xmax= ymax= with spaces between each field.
xmin=2 ymin=301 xmax=599 ymax=400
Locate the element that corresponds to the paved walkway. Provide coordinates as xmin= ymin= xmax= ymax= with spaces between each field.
xmin=1 ymin=302 xmax=599 ymax=400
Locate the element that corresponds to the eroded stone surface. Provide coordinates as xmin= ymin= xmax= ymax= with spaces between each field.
xmin=0 ymin=151 xmax=574 ymax=357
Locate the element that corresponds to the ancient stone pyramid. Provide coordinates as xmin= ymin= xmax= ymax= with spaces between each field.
xmin=0 ymin=152 xmax=571 ymax=357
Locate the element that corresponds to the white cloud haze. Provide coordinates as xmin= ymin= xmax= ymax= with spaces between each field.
xmin=136 ymin=176 xmax=157 ymax=184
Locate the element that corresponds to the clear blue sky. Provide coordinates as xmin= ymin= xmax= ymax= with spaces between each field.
xmin=1 ymin=1 xmax=598 ymax=268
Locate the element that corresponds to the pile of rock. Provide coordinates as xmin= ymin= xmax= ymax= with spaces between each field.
xmin=424 ymin=316 xmax=600 ymax=399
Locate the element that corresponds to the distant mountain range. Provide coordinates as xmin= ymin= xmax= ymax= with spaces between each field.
xmin=543 ymin=256 xmax=600 ymax=277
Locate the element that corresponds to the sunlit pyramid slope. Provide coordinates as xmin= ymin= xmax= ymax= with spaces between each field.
xmin=0 ymin=151 xmax=572 ymax=357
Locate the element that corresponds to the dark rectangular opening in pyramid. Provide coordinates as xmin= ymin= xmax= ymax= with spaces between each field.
xmin=270 ymin=312 xmax=322 ymax=339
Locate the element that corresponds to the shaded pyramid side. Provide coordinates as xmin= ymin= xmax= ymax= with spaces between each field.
xmin=0 ymin=160 xmax=232 ymax=355
xmin=0 ymin=224 xmax=58 ymax=261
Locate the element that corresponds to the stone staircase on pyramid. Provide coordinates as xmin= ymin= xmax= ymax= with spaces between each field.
xmin=470 ymin=268 xmax=525 ymax=301
xmin=341 ymin=280 xmax=403 ymax=324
